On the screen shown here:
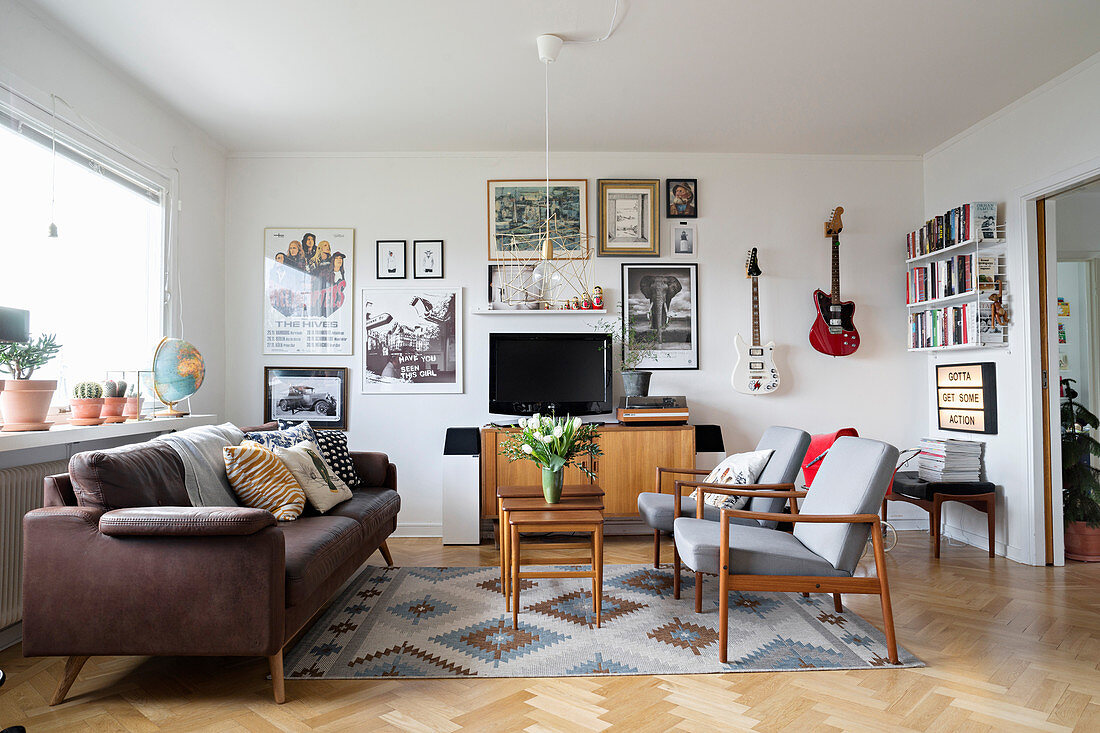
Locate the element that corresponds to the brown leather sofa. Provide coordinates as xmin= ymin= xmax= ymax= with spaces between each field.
xmin=21 ymin=423 xmax=399 ymax=705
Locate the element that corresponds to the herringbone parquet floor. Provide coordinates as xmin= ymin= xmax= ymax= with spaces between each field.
xmin=1 ymin=532 xmax=1098 ymax=732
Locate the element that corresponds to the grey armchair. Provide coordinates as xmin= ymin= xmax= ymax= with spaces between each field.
xmin=673 ymin=436 xmax=901 ymax=664
xmin=637 ymin=425 xmax=810 ymax=575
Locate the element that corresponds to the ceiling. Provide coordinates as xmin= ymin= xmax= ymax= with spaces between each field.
xmin=23 ymin=0 xmax=1100 ymax=155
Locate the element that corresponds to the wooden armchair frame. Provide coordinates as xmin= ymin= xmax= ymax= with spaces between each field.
xmin=671 ymin=480 xmax=803 ymax=609
xmin=715 ymin=505 xmax=898 ymax=665
xmin=650 ymin=466 xmax=712 ymax=567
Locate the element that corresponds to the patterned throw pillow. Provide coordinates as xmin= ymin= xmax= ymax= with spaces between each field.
xmin=223 ymin=441 xmax=306 ymax=521
xmin=246 ymin=421 xmax=318 ymax=450
xmin=274 ymin=440 xmax=353 ymax=513
xmin=310 ymin=430 xmax=363 ymax=489
xmin=688 ymin=449 xmax=774 ymax=511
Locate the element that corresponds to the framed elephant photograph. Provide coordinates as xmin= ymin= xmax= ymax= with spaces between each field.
xmin=620 ymin=263 xmax=698 ymax=369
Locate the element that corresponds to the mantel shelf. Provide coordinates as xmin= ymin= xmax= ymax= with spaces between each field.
xmin=472 ymin=308 xmax=607 ymax=316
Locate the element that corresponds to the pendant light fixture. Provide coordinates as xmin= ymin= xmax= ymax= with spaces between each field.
xmin=47 ymin=94 xmax=58 ymax=238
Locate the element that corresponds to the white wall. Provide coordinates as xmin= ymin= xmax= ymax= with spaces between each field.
xmin=0 ymin=0 xmax=228 ymax=416
xmin=226 ymin=152 xmax=927 ymax=534
xmin=923 ymin=52 xmax=1100 ymax=564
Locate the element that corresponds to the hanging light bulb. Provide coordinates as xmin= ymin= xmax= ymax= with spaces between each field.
xmin=47 ymin=95 xmax=58 ymax=238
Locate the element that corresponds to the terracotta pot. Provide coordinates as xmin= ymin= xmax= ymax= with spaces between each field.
xmin=0 ymin=379 xmax=57 ymax=432
xmin=69 ymin=398 xmax=105 ymax=426
xmin=123 ymin=396 xmax=140 ymax=419
xmin=102 ymin=396 xmax=127 ymax=424
xmin=1065 ymin=521 xmax=1100 ymax=562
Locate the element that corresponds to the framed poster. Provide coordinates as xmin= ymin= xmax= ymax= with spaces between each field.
xmin=666 ymin=178 xmax=698 ymax=218
xmin=377 ymin=240 xmax=407 ymax=279
xmin=670 ymin=223 xmax=697 ymax=257
xmin=413 ymin=240 xmax=444 ymax=279
xmin=598 ymin=179 xmax=660 ymax=256
xmin=621 ymin=263 xmax=698 ymax=369
xmin=361 ymin=288 xmax=463 ymax=393
xmin=264 ymin=366 xmax=349 ymax=431
xmin=263 ymin=228 xmax=353 ymax=355
xmin=487 ymin=179 xmax=588 ymax=260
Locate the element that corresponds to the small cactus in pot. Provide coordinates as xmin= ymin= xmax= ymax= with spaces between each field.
xmin=123 ymin=382 xmax=140 ymax=420
xmin=70 ymin=381 xmax=106 ymax=425
xmin=101 ymin=379 xmax=128 ymax=423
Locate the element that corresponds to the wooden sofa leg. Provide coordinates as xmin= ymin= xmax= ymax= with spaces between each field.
xmin=833 ymin=593 xmax=843 ymax=613
xmin=653 ymin=529 xmax=661 ymax=569
xmin=269 ymin=651 xmax=286 ymax=704
xmin=379 ymin=541 xmax=394 ymax=567
xmin=50 ymin=655 xmax=89 ymax=706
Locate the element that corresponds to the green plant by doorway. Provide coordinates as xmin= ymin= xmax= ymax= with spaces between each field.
xmin=1061 ymin=377 xmax=1100 ymax=528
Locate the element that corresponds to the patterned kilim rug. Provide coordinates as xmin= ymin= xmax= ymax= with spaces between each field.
xmin=284 ymin=565 xmax=921 ymax=679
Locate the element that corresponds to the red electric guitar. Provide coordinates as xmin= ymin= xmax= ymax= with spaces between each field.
xmin=809 ymin=206 xmax=860 ymax=356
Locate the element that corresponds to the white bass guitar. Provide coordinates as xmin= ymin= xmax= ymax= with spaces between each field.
xmin=732 ymin=247 xmax=780 ymax=394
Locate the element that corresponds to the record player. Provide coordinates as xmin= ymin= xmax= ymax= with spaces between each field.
xmin=616 ymin=395 xmax=689 ymax=425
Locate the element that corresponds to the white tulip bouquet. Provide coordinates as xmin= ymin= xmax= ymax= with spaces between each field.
xmin=499 ymin=413 xmax=602 ymax=480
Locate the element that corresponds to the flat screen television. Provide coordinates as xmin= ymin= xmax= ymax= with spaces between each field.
xmin=489 ymin=332 xmax=612 ymax=417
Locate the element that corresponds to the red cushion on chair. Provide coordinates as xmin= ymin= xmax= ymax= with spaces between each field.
xmin=801 ymin=428 xmax=859 ymax=487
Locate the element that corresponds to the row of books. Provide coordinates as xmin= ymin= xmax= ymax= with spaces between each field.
xmin=917 ymin=438 xmax=983 ymax=482
xmin=906 ymin=255 xmax=1000 ymax=304
xmin=905 ymin=202 xmax=997 ymax=259
xmin=910 ymin=301 xmax=1004 ymax=349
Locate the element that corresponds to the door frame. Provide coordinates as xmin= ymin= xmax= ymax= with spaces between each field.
xmin=1017 ymin=154 xmax=1100 ymax=566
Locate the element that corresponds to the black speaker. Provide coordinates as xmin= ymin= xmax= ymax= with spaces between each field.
xmin=443 ymin=427 xmax=480 ymax=456
xmin=694 ymin=424 xmax=725 ymax=454
xmin=0 ymin=307 xmax=29 ymax=344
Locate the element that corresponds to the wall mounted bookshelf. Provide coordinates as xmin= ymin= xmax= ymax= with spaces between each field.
xmin=905 ymin=203 xmax=1007 ymax=352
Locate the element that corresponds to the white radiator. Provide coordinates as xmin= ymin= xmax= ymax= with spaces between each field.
xmin=1 ymin=460 xmax=66 ymax=629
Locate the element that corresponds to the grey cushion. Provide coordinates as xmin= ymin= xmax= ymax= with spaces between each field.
xmin=673 ymin=517 xmax=850 ymax=577
xmin=793 ymin=437 xmax=899 ymax=575
xmin=748 ymin=426 xmax=812 ymax=524
xmin=637 ymin=492 xmax=760 ymax=533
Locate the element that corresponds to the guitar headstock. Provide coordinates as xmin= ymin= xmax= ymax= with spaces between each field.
xmin=745 ymin=247 xmax=761 ymax=278
xmin=824 ymin=206 xmax=844 ymax=238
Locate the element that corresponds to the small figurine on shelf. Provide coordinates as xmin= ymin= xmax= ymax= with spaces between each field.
xmin=570 ymin=297 xmax=581 ymax=310
xmin=592 ymin=286 xmax=604 ymax=309
xmin=580 ymin=292 xmax=593 ymax=310
xmin=990 ymin=282 xmax=1008 ymax=329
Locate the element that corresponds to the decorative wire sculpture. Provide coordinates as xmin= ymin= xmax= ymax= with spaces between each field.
xmin=496 ymin=214 xmax=597 ymax=309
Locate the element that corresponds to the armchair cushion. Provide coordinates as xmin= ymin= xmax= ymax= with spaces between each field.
xmin=749 ymin=427 xmax=812 ymax=523
xmin=637 ymin=492 xmax=760 ymax=533
xmin=673 ymin=517 xmax=850 ymax=577
xmin=327 ymin=487 xmax=401 ymax=537
xmin=99 ymin=506 xmax=276 ymax=537
xmin=688 ymin=449 xmax=773 ymax=510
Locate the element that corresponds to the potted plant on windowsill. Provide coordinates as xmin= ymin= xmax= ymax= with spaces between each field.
xmin=499 ymin=414 xmax=602 ymax=503
xmin=595 ymin=315 xmax=664 ymax=397
xmin=0 ymin=333 xmax=61 ymax=432
xmin=1061 ymin=378 xmax=1100 ymax=562
xmin=70 ymin=381 xmax=106 ymax=426
xmin=101 ymin=379 xmax=128 ymax=424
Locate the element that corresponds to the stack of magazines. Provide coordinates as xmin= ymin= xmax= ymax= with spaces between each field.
xmin=918 ymin=438 xmax=983 ymax=482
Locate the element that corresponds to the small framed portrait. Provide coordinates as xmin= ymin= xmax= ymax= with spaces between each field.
xmin=597 ymin=179 xmax=660 ymax=257
xmin=264 ymin=366 xmax=349 ymax=431
xmin=413 ymin=240 xmax=444 ymax=279
xmin=376 ymin=240 xmax=407 ymax=279
xmin=666 ymin=179 xmax=697 ymax=218
xmin=670 ymin=223 xmax=697 ymax=257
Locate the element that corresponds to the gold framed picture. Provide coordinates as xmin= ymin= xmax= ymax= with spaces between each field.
xmin=487 ymin=179 xmax=588 ymax=260
xmin=598 ymin=179 xmax=660 ymax=257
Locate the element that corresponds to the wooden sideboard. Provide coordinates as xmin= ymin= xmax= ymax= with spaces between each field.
xmin=480 ymin=424 xmax=696 ymax=518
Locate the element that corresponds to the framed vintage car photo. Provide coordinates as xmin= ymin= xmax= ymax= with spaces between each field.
xmin=264 ymin=366 xmax=349 ymax=430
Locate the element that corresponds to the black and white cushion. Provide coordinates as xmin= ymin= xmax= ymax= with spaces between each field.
xmin=310 ymin=430 xmax=363 ymax=490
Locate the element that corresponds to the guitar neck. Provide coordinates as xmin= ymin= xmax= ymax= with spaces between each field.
xmin=830 ymin=235 xmax=841 ymax=303
xmin=751 ymin=276 xmax=761 ymax=347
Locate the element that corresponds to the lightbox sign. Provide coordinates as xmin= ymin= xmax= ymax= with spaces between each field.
xmin=936 ymin=362 xmax=997 ymax=434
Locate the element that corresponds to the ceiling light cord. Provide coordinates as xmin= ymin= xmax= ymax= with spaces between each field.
xmin=564 ymin=0 xmax=621 ymax=45
xmin=545 ymin=60 xmax=551 ymax=224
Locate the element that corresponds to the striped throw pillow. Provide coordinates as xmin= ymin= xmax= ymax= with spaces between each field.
xmin=223 ymin=442 xmax=306 ymax=521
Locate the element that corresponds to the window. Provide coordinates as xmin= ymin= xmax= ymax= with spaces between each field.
xmin=0 ymin=98 xmax=167 ymax=401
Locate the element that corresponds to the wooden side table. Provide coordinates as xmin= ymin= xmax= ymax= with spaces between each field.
xmin=508 ymin=509 xmax=604 ymax=630
xmin=883 ymin=483 xmax=996 ymax=558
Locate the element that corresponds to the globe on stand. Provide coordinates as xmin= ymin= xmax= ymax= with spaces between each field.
xmin=151 ymin=337 xmax=205 ymax=417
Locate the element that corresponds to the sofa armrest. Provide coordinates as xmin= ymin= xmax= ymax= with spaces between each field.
xmin=351 ymin=451 xmax=397 ymax=490
xmin=22 ymin=506 xmax=286 ymax=658
xmin=99 ymin=506 xmax=275 ymax=537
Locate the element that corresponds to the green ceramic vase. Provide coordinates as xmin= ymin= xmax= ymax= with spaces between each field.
xmin=542 ymin=468 xmax=564 ymax=504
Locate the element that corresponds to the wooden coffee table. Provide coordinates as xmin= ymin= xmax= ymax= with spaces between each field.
xmin=507 ymin=508 xmax=605 ymax=629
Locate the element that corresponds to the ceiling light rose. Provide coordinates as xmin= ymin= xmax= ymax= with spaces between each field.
xmin=537 ymin=34 xmax=563 ymax=64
